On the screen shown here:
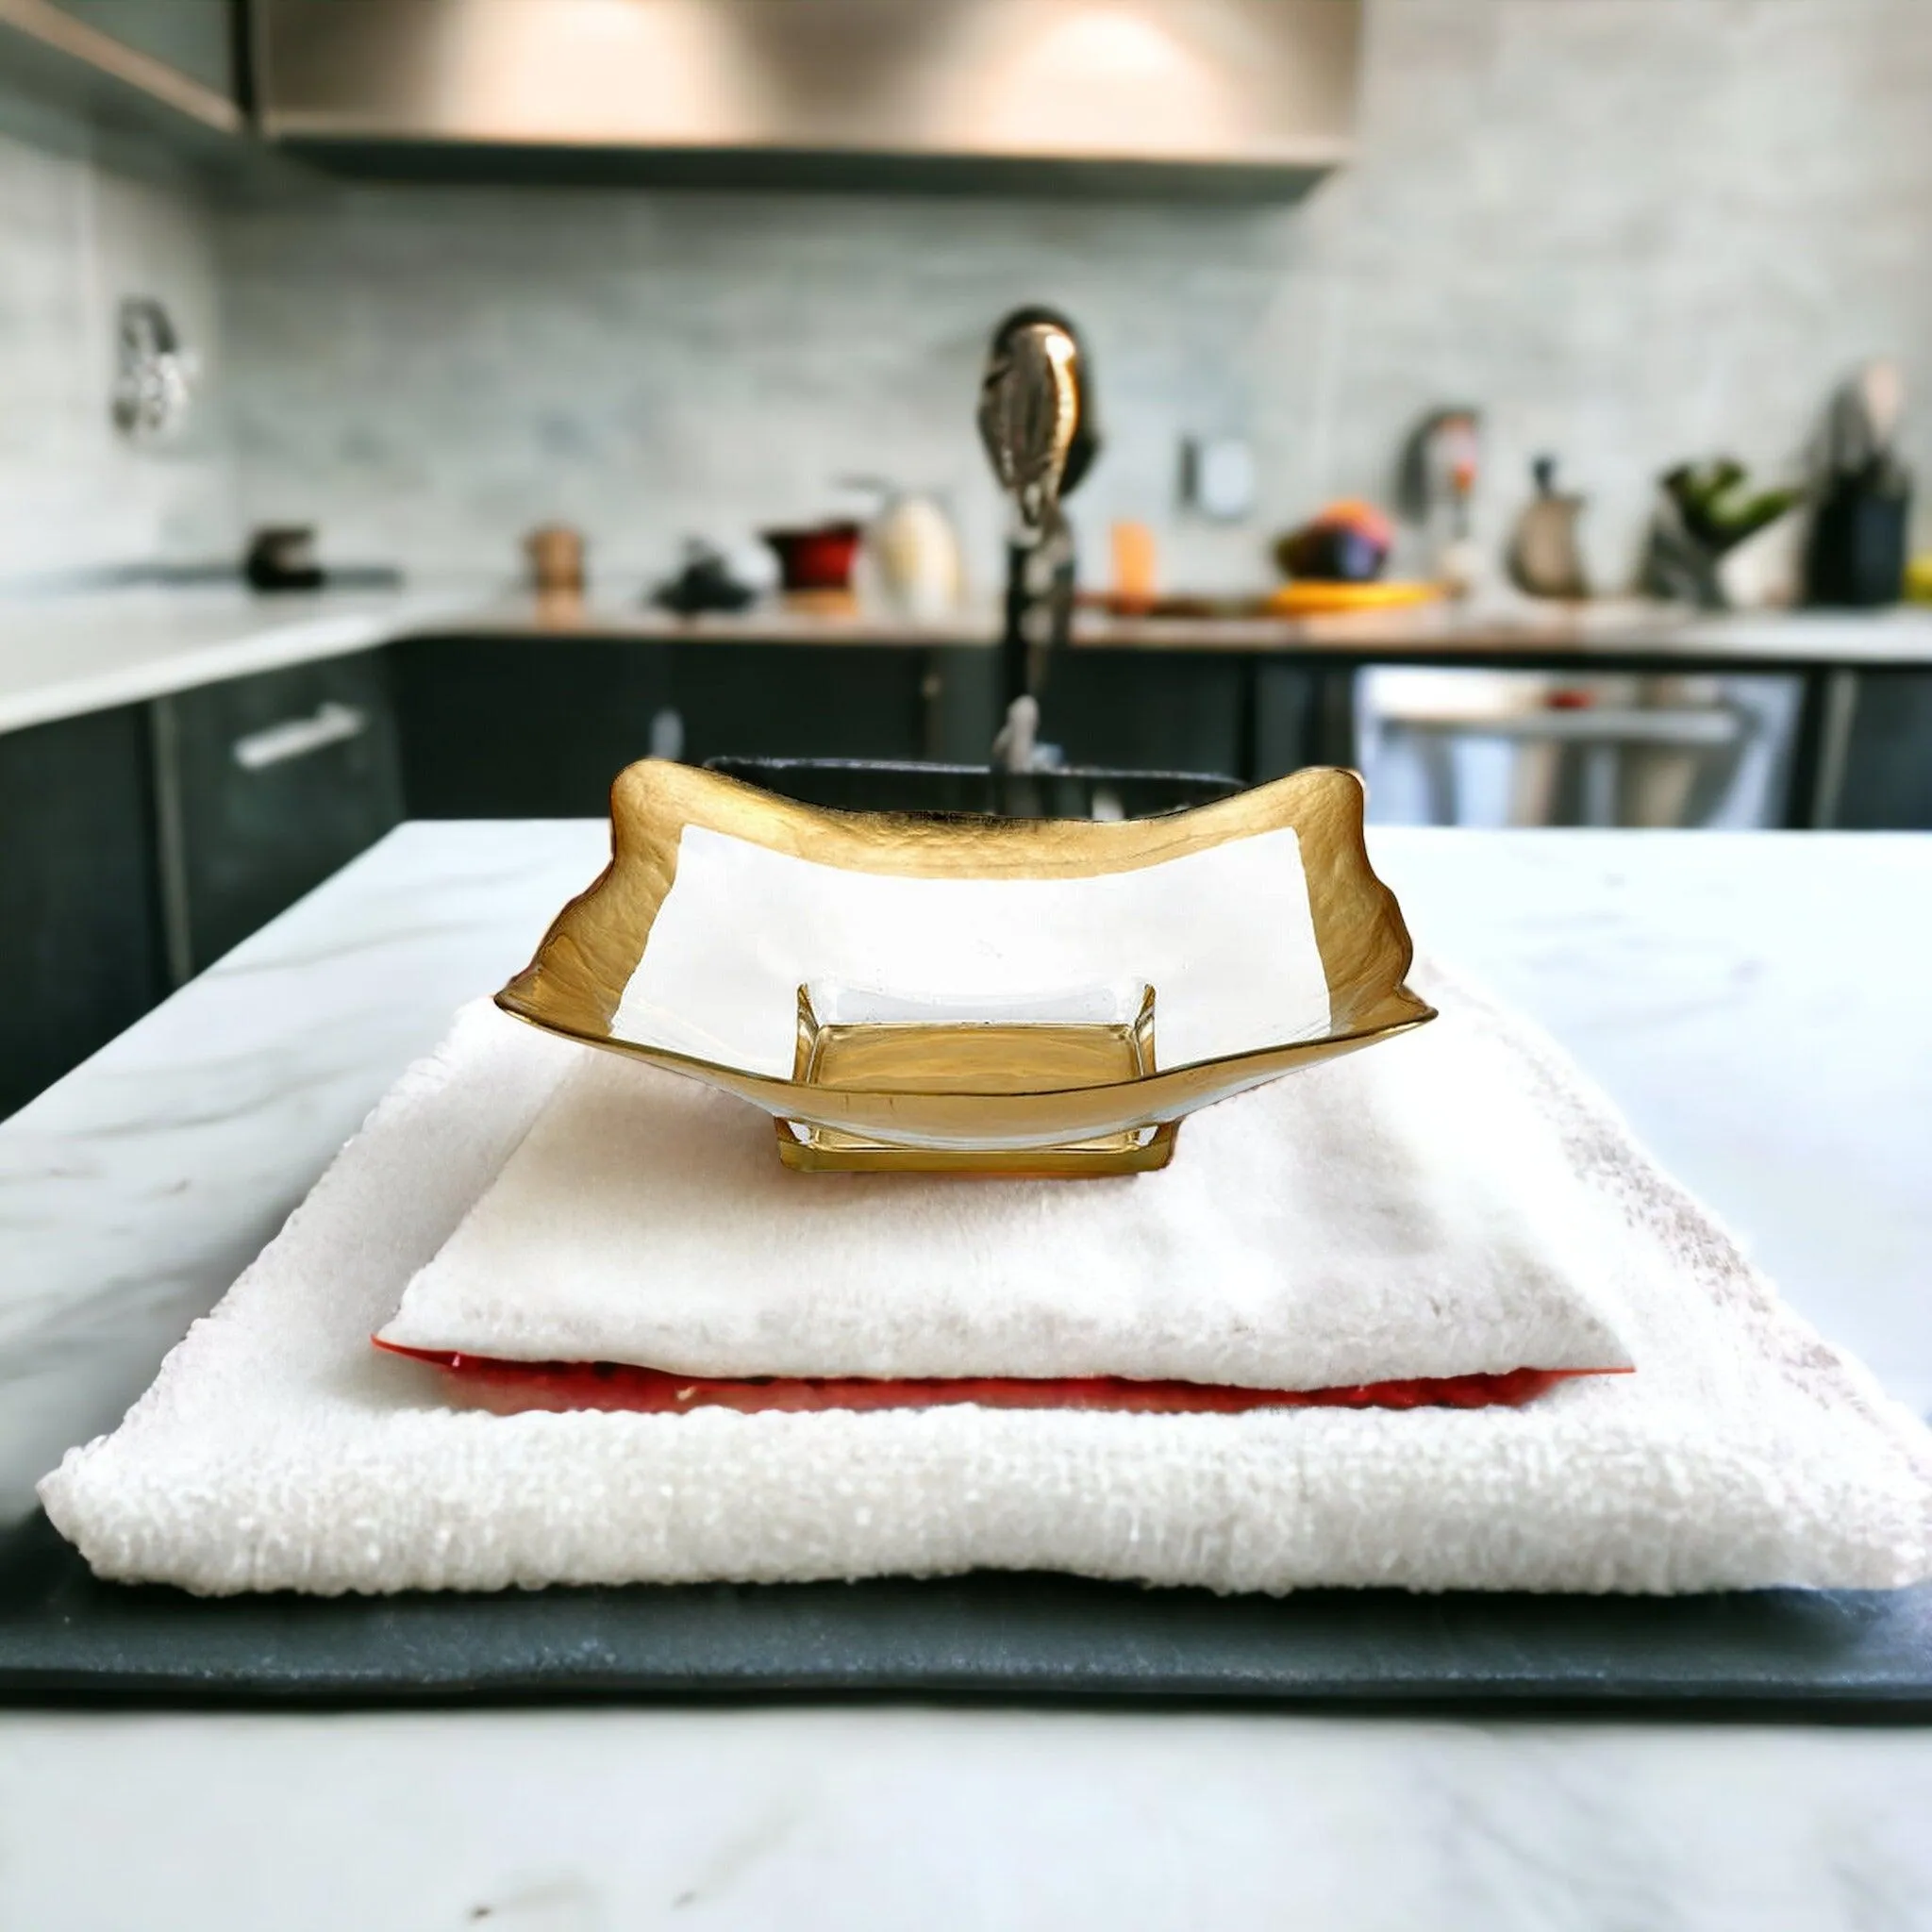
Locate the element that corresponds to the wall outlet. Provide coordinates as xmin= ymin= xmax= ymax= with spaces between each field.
xmin=1179 ymin=436 xmax=1256 ymax=522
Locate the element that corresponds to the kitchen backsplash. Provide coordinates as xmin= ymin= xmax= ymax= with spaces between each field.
xmin=218 ymin=182 xmax=1299 ymax=591
xmin=0 ymin=97 xmax=234 ymax=589
xmin=10 ymin=0 xmax=1932 ymax=596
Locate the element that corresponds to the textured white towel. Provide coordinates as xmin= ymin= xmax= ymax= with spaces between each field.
xmin=41 ymin=979 xmax=1932 ymax=1597
xmin=379 ymin=1014 xmax=1636 ymax=1388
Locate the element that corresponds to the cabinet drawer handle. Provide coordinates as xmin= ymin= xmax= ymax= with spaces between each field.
xmin=231 ymin=702 xmax=369 ymax=771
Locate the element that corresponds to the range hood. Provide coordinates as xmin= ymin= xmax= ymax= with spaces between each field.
xmin=253 ymin=0 xmax=1362 ymax=196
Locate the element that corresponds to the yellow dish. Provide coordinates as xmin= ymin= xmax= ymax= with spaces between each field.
xmin=496 ymin=761 xmax=1434 ymax=1175
xmin=1267 ymin=580 xmax=1447 ymax=616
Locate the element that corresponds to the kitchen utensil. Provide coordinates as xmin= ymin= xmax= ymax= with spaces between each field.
xmin=1109 ymin=521 xmax=1158 ymax=609
xmin=761 ymin=523 xmax=864 ymax=594
xmin=1274 ymin=500 xmax=1393 ymax=583
xmin=864 ymin=492 xmax=963 ymax=619
xmin=1073 ymin=584 xmax=1443 ymax=619
xmin=494 ymin=760 xmax=1431 ymax=1176
xmin=1817 ymin=358 xmax=1907 ymax=475
xmin=243 ymin=526 xmax=323 ymax=592
xmin=1507 ymin=458 xmax=1591 ymax=599
xmin=651 ymin=540 xmax=758 ymax=616
xmin=1805 ymin=362 xmax=1913 ymax=608
xmin=1713 ymin=510 xmax=1803 ymax=611
xmin=1807 ymin=485 xmax=1910 ymax=607
xmin=525 ymin=525 xmax=586 ymax=596
xmin=1396 ymin=408 xmax=1483 ymax=591
xmin=1266 ymin=579 xmax=1444 ymax=616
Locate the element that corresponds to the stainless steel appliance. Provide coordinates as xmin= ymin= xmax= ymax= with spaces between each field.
xmin=248 ymin=0 xmax=1360 ymax=192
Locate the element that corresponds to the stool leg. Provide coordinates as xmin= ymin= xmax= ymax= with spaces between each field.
xmin=1415 ymin=733 xmax=1459 ymax=825
xmin=1582 ymin=744 xmax=1619 ymax=826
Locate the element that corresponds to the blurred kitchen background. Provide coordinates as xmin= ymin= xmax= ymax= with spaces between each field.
xmin=4 ymin=0 xmax=1932 ymax=1114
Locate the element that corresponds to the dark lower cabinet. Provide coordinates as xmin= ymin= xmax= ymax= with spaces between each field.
xmin=1036 ymin=650 xmax=1248 ymax=777
xmin=393 ymin=635 xmax=932 ymax=814
xmin=17 ymin=628 xmax=1932 ymax=1129
xmin=153 ymin=652 xmax=404 ymax=974
xmin=1834 ymin=670 xmax=1932 ymax=828
xmin=666 ymin=641 xmax=931 ymax=767
xmin=1254 ymin=659 xmax=1344 ymax=777
xmin=393 ymin=637 xmax=675 ymax=817
xmin=395 ymin=636 xmax=1291 ymax=808
xmin=924 ymin=645 xmax=1002 ymax=762
xmin=0 ymin=629 xmax=1358 ymax=1123
xmin=0 ymin=705 xmax=167 ymax=1120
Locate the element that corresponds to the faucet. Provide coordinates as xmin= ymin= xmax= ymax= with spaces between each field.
xmin=977 ymin=308 xmax=1099 ymax=766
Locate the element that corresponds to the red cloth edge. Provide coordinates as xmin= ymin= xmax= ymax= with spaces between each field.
xmin=372 ymin=1338 xmax=1627 ymax=1417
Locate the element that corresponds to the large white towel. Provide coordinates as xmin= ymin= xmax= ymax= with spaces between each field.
xmin=40 ymin=980 xmax=1932 ymax=1597
xmin=377 ymin=1005 xmax=1636 ymax=1389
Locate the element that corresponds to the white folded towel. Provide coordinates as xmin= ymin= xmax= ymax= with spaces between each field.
xmin=41 ymin=980 xmax=1932 ymax=1597
xmin=377 ymin=1003 xmax=1636 ymax=1389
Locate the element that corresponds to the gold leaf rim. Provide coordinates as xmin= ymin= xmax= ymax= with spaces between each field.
xmin=495 ymin=761 xmax=1435 ymax=1137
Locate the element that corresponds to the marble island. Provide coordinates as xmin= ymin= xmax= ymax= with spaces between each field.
xmin=1 ymin=824 xmax=1928 ymax=1925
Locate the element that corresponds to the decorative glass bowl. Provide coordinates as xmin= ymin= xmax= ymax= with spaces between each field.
xmin=496 ymin=761 xmax=1434 ymax=1175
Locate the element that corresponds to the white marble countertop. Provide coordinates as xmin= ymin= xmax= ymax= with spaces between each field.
xmin=8 ymin=577 xmax=1932 ymax=737
xmin=0 ymin=579 xmax=485 ymax=734
xmin=2 ymin=824 xmax=1930 ymax=1927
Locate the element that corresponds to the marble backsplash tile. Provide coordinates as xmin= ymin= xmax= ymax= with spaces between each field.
xmin=214 ymin=183 xmax=1303 ymax=592
xmin=210 ymin=0 xmax=1932 ymax=598
xmin=5 ymin=0 xmax=1930 ymax=598
xmin=0 ymin=97 xmax=235 ymax=589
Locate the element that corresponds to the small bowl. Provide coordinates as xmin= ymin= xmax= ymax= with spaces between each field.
xmin=496 ymin=761 xmax=1435 ymax=1176
xmin=760 ymin=523 xmax=864 ymax=593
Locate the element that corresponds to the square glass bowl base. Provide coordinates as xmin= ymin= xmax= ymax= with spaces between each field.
xmin=778 ymin=985 xmax=1178 ymax=1174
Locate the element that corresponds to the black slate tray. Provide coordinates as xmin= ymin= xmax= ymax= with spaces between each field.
xmin=4 ymin=1513 xmax=1929 ymax=1717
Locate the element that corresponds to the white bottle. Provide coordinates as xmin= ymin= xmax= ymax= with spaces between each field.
xmin=867 ymin=492 xmax=965 ymax=621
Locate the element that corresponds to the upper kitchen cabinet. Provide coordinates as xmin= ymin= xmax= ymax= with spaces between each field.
xmin=0 ymin=0 xmax=243 ymax=134
xmin=251 ymin=0 xmax=1361 ymax=195
xmin=42 ymin=0 xmax=237 ymax=97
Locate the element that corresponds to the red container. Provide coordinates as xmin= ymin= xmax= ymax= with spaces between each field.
xmin=761 ymin=522 xmax=863 ymax=593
